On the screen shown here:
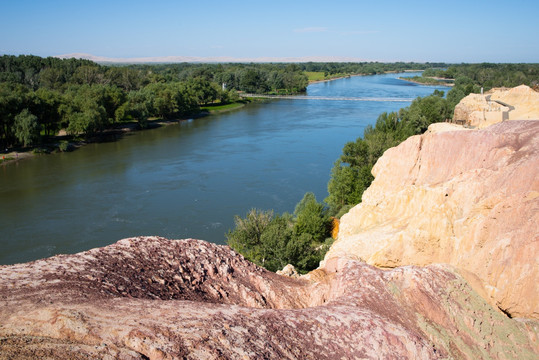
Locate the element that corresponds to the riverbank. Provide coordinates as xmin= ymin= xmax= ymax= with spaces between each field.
xmin=0 ymin=151 xmax=33 ymax=165
xmin=0 ymin=102 xmax=247 ymax=167
xmin=399 ymin=76 xmax=454 ymax=87
xmin=1 ymin=119 xmax=180 ymax=166
xmin=307 ymin=73 xmax=365 ymax=85
xmin=308 ymin=70 xmax=431 ymax=85
xmin=201 ymin=102 xmax=245 ymax=114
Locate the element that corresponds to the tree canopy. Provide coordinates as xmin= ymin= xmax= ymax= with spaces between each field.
xmin=226 ymin=193 xmax=332 ymax=273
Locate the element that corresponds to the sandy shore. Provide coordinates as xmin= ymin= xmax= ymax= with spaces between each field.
xmin=308 ymin=74 xmax=361 ymax=85
xmin=1 ymin=151 xmax=34 ymax=165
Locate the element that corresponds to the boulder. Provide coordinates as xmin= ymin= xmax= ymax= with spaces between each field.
xmin=276 ymin=264 xmax=300 ymax=278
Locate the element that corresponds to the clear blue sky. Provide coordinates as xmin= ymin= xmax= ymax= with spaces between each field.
xmin=1 ymin=0 xmax=538 ymax=62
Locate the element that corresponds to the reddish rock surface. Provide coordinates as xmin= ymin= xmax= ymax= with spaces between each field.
xmin=1 ymin=237 xmax=538 ymax=359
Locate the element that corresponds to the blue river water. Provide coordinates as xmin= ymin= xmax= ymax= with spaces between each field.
xmin=0 ymin=72 xmax=448 ymax=265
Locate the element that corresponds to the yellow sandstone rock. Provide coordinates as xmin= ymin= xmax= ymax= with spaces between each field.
xmin=324 ymin=119 xmax=539 ymax=319
xmin=453 ymin=85 xmax=539 ymax=128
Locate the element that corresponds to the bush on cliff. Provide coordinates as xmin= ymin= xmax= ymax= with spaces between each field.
xmin=226 ymin=193 xmax=332 ymax=273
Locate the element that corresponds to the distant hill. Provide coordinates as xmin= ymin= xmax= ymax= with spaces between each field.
xmin=55 ymin=53 xmax=368 ymax=64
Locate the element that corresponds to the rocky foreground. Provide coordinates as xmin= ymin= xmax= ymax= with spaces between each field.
xmin=1 ymin=236 xmax=537 ymax=359
xmin=1 ymin=102 xmax=538 ymax=359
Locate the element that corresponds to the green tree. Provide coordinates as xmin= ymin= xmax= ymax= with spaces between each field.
xmin=0 ymin=82 xmax=29 ymax=148
xmin=226 ymin=193 xmax=332 ymax=273
xmin=14 ymin=109 xmax=40 ymax=146
xmin=293 ymin=192 xmax=331 ymax=243
xmin=185 ymin=78 xmax=218 ymax=105
xmin=259 ymin=214 xmax=294 ymax=271
xmin=31 ymin=88 xmax=61 ymax=135
xmin=126 ymin=89 xmax=152 ymax=128
xmin=226 ymin=209 xmax=274 ymax=266
xmin=60 ymin=85 xmax=109 ymax=136
xmin=326 ymin=161 xmax=371 ymax=212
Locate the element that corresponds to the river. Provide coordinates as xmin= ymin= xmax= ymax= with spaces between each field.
xmin=0 ymin=73 xmax=448 ymax=265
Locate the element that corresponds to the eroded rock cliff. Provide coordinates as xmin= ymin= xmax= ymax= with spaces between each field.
xmin=326 ymin=120 xmax=539 ymax=321
xmin=1 ymin=236 xmax=538 ymax=359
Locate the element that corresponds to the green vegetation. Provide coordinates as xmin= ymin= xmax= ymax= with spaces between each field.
xmin=422 ymin=63 xmax=539 ymax=89
xmin=13 ymin=109 xmax=40 ymax=147
xmin=200 ymin=102 xmax=245 ymax=113
xmin=399 ymin=75 xmax=454 ymax=86
xmin=0 ymin=55 xmax=310 ymax=150
xmin=305 ymin=71 xmax=350 ymax=82
xmin=305 ymin=71 xmax=327 ymax=81
xmin=298 ymin=62 xmax=447 ymax=76
xmin=226 ymin=193 xmax=333 ymax=273
xmin=402 ymin=63 xmax=539 ymax=89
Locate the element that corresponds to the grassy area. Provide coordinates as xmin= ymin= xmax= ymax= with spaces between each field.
xmin=305 ymin=71 xmax=327 ymax=81
xmin=400 ymin=76 xmax=454 ymax=86
xmin=305 ymin=71 xmax=354 ymax=83
xmin=201 ymin=102 xmax=245 ymax=113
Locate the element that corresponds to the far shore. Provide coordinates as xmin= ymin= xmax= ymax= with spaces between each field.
xmin=398 ymin=76 xmax=454 ymax=87
xmin=1 ymin=118 xmax=183 ymax=166
xmin=1 ymin=102 xmax=246 ymax=167
xmin=309 ymin=74 xmax=356 ymax=84
xmin=308 ymin=69 xmax=430 ymax=85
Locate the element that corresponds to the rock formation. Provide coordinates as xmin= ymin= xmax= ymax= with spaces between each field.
xmin=326 ymin=120 xmax=539 ymax=321
xmin=1 ymin=236 xmax=538 ymax=359
xmin=452 ymin=85 xmax=539 ymax=128
xmin=276 ymin=264 xmax=300 ymax=278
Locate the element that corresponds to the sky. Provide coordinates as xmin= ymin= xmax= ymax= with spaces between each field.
xmin=1 ymin=0 xmax=538 ymax=63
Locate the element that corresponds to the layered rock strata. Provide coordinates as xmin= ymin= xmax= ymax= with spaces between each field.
xmin=326 ymin=120 xmax=539 ymax=320
xmin=1 ymin=236 xmax=538 ymax=359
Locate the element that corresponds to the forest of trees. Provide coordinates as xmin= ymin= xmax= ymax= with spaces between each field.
xmin=226 ymin=193 xmax=333 ymax=274
xmin=298 ymin=61 xmax=448 ymax=76
xmin=0 ymin=55 xmax=313 ymax=150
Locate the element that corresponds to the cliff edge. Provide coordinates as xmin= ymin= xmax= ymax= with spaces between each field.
xmin=326 ymin=120 xmax=539 ymax=320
